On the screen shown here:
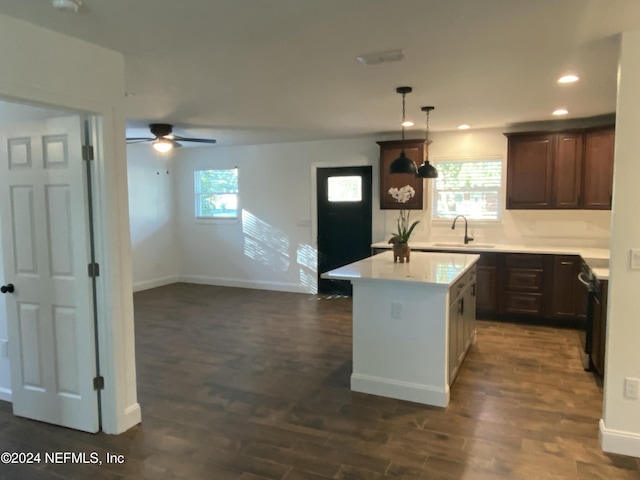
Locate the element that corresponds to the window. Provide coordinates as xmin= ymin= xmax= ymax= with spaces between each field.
xmin=328 ymin=176 xmax=362 ymax=202
xmin=194 ymin=168 xmax=238 ymax=219
xmin=432 ymin=159 xmax=502 ymax=221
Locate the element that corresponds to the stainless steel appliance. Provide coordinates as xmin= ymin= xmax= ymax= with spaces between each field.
xmin=577 ymin=261 xmax=599 ymax=370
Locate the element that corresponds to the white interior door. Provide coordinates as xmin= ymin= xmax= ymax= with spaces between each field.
xmin=0 ymin=112 xmax=99 ymax=432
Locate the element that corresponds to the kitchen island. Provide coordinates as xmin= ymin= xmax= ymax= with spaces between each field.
xmin=323 ymin=250 xmax=479 ymax=407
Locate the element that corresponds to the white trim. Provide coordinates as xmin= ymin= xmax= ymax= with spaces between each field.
xmin=132 ymin=275 xmax=181 ymax=292
xmin=0 ymin=387 xmax=11 ymax=402
xmin=179 ymin=274 xmax=308 ymax=294
xmin=351 ymin=373 xmax=449 ymax=407
xmin=600 ymin=419 xmax=640 ymax=458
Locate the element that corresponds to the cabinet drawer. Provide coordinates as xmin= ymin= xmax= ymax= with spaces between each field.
xmin=503 ymin=292 xmax=544 ymax=315
xmin=505 ymin=268 xmax=544 ymax=292
xmin=504 ymin=254 xmax=544 ymax=269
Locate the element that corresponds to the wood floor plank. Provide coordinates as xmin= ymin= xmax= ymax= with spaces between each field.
xmin=0 ymin=283 xmax=637 ymax=479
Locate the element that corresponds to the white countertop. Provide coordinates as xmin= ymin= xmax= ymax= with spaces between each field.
xmin=322 ymin=251 xmax=480 ymax=287
xmin=372 ymin=240 xmax=611 ymax=280
xmin=371 ymin=240 xmax=610 ymax=260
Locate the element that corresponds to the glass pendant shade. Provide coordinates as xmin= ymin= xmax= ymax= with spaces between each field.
xmin=389 ymin=150 xmax=418 ymax=174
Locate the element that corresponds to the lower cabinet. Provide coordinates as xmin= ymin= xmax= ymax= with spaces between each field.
xmin=372 ymin=247 xmax=585 ymax=324
xmin=501 ymin=253 xmax=547 ymax=317
xmin=448 ymin=266 xmax=476 ymax=385
xmin=476 ymin=254 xmax=498 ymax=316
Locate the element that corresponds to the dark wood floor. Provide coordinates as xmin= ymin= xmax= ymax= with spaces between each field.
xmin=1 ymin=283 xmax=639 ymax=479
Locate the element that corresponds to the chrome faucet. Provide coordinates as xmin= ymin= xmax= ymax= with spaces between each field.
xmin=451 ymin=215 xmax=474 ymax=244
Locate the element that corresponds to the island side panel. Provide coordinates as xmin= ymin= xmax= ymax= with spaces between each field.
xmin=350 ymin=279 xmax=450 ymax=407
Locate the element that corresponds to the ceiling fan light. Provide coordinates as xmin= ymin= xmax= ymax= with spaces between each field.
xmin=153 ymin=139 xmax=173 ymax=153
xmin=389 ymin=151 xmax=418 ymax=175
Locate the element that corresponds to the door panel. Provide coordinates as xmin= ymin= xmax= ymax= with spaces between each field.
xmin=317 ymin=166 xmax=372 ymax=294
xmin=0 ymin=114 xmax=99 ymax=432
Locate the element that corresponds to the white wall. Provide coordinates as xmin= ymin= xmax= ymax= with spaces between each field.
xmin=135 ymin=128 xmax=611 ymax=296
xmin=0 ymin=13 xmax=139 ymax=434
xmin=601 ymin=29 xmax=640 ymax=458
xmin=174 ymin=137 xmax=382 ymax=293
xmin=127 ymin=144 xmax=180 ymax=291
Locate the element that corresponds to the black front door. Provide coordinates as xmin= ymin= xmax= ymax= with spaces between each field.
xmin=317 ymin=166 xmax=372 ymax=295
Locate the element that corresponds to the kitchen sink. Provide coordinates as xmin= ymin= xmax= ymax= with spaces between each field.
xmin=432 ymin=242 xmax=495 ymax=249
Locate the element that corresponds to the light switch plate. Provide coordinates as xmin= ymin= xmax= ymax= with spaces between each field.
xmin=631 ymin=249 xmax=640 ymax=270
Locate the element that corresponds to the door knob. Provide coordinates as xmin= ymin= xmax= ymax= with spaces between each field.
xmin=0 ymin=284 xmax=14 ymax=294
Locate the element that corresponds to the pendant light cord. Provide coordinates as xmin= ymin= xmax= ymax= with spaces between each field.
xmin=401 ymin=92 xmax=406 ymax=143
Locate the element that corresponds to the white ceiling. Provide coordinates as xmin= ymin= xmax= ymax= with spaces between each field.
xmin=1 ymin=0 xmax=639 ymax=146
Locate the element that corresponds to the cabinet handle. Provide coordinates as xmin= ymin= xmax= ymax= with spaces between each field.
xmin=460 ymin=298 xmax=465 ymax=315
xmin=472 ymin=283 xmax=476 ymax=297
xmin=560 ymin=261 xmax=573 ymax=266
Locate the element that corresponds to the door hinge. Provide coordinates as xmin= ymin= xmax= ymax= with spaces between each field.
xmin=93 ymin=376 xmax=104 ymax=391
xmin=88 ymin=262 xmax=100 ymax=278
xmin=82 ymin=145 xmax=95 ymax=161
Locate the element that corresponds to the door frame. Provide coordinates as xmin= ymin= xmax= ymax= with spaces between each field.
xmin=0 ymin=95 xmax=140 ymax=434
xmin=311 ymin=159 xmax=377 ymax=293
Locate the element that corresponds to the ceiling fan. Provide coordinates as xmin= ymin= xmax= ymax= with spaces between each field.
xmin=126 ymin=123 xmax=217 ymax=153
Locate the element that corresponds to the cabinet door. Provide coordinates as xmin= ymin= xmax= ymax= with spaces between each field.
xmin=583 ymin=128 xmax=615 ymax=209
xmin=550 ymin=256 xmax=580 ymax=319
xmin=506 ymin=134 xmax=554 ymax=209
xmin=378 ymin=139 xmax=425 ymax=210
xmin=554 ymin=133 xmax=583 ymax=208
xmin=476 ymin=253 xmax=497 ymax=316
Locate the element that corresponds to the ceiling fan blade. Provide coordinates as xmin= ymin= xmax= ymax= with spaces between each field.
xmin=126 ymin=137 xmax=154 ymax=144
xmin=172 ymin=136 xmax=217 ymax=144
xmin=172 ymin=141 xmax=183 ymax=148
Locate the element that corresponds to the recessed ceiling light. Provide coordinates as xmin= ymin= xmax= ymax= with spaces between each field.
xmin=558 ymin=75 xmax=579 ymax=84
xmin=458 ymin=124 xmax=471 ymax=130
xmin=401 ymin=120 xmax=414 ymax=127
xmin=553 ymin=109 xmax=569 ymax=116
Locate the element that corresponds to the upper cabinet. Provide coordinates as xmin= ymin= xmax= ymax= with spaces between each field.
xmin=583 ymin=128 xmax=615 ymax=209
xmin=378 ymin=139 xmax=425 ymax=210
xmin=505 ymin=126 xmax=614 ymax=210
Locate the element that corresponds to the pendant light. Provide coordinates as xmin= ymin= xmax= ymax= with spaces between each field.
xmin=416 ymin=106 xmax=438 ymax=178
xmin=389 ymin=86 xmax=418 ymax=175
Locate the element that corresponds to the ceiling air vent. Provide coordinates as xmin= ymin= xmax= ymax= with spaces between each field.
xmin=356 ymin=49 xmax=405 ymax=66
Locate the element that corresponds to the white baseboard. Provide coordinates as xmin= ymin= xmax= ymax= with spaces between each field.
xmin=178 ymin=274 xmax=310 ymax=294
xmin=0 ymin=387 xmax=11 ymax=403
xmin=104 ymin=402 xmax=141 ymax=435
xmin=351 ymin=373 xmax=449 ymax=407
xmin=132 ymin=275 xmax=180 ymax=292
xmin=600 ymin=419 xmax=640 ymax=458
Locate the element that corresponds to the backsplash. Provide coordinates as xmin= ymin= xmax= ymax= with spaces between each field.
xmin=383 ymin=209 xmax=611 ymax=249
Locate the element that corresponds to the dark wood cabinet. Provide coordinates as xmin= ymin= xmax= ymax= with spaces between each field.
xmin=591 ymin=279 xmax=608 ymax=376
xmin=378 ymin=139 xmax=425 ymax=210
xmin=506 ymin=134 xmax=554 ymax=209
xmin=583 ymin=127 xmax=615 ymax=209
xmin=505 ymin=126 xmax=613 ymax=210
xmin=550 ymin=255 xmax=581 ymax=319
xmin=476 ymin=253 xmax=498 ymax=316
xmin=554 ymin=133 xmax=583 ymax=208
xmin=500 ymin=254 xmax=548 ymax=317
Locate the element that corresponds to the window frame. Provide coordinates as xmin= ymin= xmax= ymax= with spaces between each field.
xmin=430 ymin=156 xmax=504 ymax=224
xmin=194 ymin=167 xmax=240 ymax=223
